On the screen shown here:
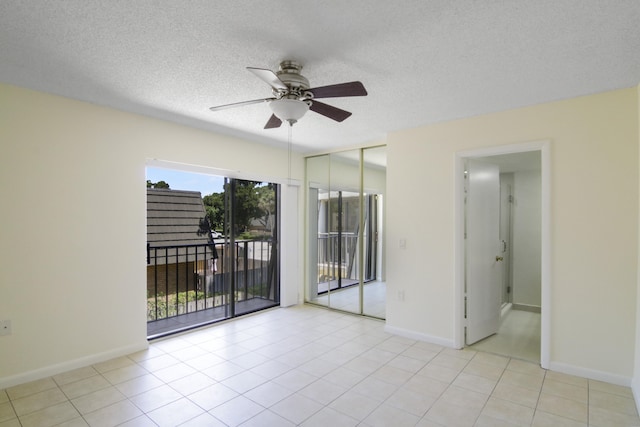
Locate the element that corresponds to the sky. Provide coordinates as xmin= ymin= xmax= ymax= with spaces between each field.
xmin=146 ymin=167 xmax=224 ymax=196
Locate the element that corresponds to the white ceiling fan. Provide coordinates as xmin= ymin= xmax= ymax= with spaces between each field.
xmin=209 ymin=60 xmax=368 ymax=128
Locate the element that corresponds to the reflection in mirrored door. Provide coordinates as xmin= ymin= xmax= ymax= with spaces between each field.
xmin=305 ymin=147 xmax=386 ymax=319
xmin=327 ymin=151 xmax=361 ymax=314
xmin=306 ymin=155 xmax=330 ymax=308
xmin=363 ymin=146 xmax=386 ymax=318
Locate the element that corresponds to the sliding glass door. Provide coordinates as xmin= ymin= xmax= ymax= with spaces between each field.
xmin=146 ymin=169 xmax=280 ymax=338
xmin=222 ymin=178 xmax=280 ymax=318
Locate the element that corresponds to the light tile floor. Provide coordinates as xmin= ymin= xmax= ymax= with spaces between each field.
xmin=1 ymin=305 xmax=639 ymax=426
xmin=469 ymin=309 xmax=541 ymax=363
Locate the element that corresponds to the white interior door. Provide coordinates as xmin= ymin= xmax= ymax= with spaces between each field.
xmin=466 ymin=159 xmax=502 ymax=345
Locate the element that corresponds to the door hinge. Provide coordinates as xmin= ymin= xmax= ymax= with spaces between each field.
xmin=508 ymin=195 xmax=514 ymax=203
xmin=507 ymin=286 xmax=511 ymax=294
xmin=464 ymin=296 xmax=467 ymax=318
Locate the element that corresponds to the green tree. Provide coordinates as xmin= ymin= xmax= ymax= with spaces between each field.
xmin=146 ymin=180 xmax=170 ymax=189
xmin=255 ymin=184 xmax=275 ymax=232
xmin=232 ymin=181 xmax=261 ymax=234
xmin=202 ymin=180 xmax=275 ymax=236
xmin=203 ymin=192 xmax=224 ymax=231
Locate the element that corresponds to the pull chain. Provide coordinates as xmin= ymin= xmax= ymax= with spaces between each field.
xmin=288 ymin=122 xmax=293 ymax=185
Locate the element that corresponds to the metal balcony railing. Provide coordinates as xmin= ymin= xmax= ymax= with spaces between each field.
xmin=317 ymin=232 xmax=358 ymax=284
xmin=146 ymin=240 xmax=277 ymax=323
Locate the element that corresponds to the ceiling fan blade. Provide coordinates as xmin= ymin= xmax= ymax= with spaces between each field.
xmin=264 ymin=114 xmax=282 ymax=129
xmin=307 ymin=81 xmax=367 ymax=99
xmin=209 ymin=98 xmax=273 ymax=112
xmin=309 ymin=100 xmax=352 ymax=122
xmin=247 ymin=67 xmax=288 ymax=91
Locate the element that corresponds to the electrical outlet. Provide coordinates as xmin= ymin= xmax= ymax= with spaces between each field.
xmin=0 ymin=320 xmax=11 ymax=336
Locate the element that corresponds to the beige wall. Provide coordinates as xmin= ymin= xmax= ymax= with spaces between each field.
xmin=512 ymin=169 xmax=542 ymax=308
xmin=0 ymin=84 xmax=303 ymax=387
xmin=386 ymin=88 xmax=639 ymax=381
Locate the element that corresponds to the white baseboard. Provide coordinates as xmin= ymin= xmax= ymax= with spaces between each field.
xmin=512 ymin=303 xmax=541 ymax=313
xmin=0 ymin=341 xmax=149 ymax=390
xmin=384 ymin=324 xmax=457 ymax=349
xmin=548 ymin=361 xmax=631 ymax=387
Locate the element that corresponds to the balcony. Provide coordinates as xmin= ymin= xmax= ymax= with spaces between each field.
xmin=146 ymin=239 xmax=279 ymax=338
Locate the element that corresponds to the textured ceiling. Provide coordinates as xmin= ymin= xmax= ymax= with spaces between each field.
xmin=1 ymin=1 xmax=639 ymax=153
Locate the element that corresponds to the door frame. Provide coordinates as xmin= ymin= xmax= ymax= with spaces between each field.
xmin=454 ymin=140 xmax=551 ymax=369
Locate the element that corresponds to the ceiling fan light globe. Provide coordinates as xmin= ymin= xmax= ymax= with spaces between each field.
xmin=269 ymin=99 xmax=309 ymax=124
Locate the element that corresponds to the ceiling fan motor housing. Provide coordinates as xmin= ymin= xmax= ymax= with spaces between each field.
xmin=276 ymin=60 xmax=311 ymax=99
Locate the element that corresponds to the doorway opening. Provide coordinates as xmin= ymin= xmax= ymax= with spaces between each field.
xmin=455 ymin=141 xmax=550 ymax=367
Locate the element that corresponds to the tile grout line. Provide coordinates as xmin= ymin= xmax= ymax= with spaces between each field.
xmin=533 ymin=365 xmax=547 ymax=426
xmin=476 ymin=354 xmax=511 ymax=425
xmin=587 ymin=379 xmax=590 ymax=427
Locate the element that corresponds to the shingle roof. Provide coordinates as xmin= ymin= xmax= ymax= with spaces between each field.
xmin=146 ymin=188 xmax=214 ymax=264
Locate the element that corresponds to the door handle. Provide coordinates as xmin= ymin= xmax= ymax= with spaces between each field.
xmin=495 ymin=256 xmax=504 ymax=262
